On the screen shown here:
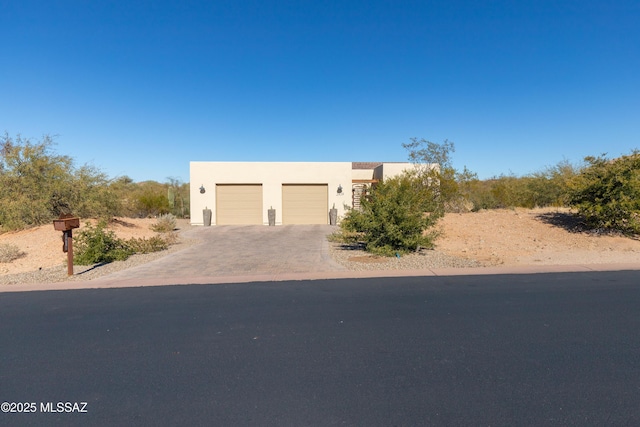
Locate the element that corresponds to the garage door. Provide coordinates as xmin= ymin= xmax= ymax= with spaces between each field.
xmin=282 ymin=184 xmax=328 ymax=224
xmin=216 ymin=185 xmax=263 ymax=225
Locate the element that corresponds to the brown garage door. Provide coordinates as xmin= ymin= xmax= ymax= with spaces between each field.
xmin=282 ymin=184 xmax=328 ymax=224
xmin=216 ymin=184 xmax=263 ymax=225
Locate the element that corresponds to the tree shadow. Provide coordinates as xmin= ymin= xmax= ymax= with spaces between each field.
xmin=75 ymin=262 xmax=110 ymax=275
xmin=336 ymin=242 xmax=367 ymax=251
xmin=534 ymin=211 xmax=587 ymax=233
xmin=535 ymin=211 xmax=640 ymax=240
xmin=109 ymin=218 xmax=138 ymax=228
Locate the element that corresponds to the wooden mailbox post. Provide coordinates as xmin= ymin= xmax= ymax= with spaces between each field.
xmin=53 ymin=215 xmax=80 ymax=276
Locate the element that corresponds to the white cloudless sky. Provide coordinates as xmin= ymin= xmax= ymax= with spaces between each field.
xmin=2 ymin=0 xmax=638 ymax=182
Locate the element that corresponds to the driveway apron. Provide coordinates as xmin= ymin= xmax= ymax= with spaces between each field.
xmin=96 ymin=225 xmax=345 ymax=281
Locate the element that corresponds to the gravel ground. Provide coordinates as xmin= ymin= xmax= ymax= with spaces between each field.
xmin=0 ymin=239 xmax=198 ymax=286
xmin=329 ymin=242 xmax=482 ymax=271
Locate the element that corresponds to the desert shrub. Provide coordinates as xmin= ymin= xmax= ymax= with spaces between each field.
xmin=463 ymin=160 xmax=579 ymax=211
xmin=545 ymin=160 xmax=580 ymax=207
xmin=0 ymin=243 xmax=25 ymax=263
xmin=0 ymin=134 xmax=121 ymax=231
xmin=74 ymin=221 xmax=134 ymax=265
xmin=464 ymin=179 xmax=499 ymax=211
xmin=0 ymin=134 xmax=191 ymax=230
xmin=339 ymin=172 xmax=442 ymax=256
xmin=161 ymin=231 xmax=179 ymax=245
xmin=151 ymin=213 xmax=177 ymax=233
xmin=133 ymin=181 xmax=171 ymax=217
xmin=72 ymin=165 xmax=123 ymax=220
xmin=490 ymin=175 xmax=543 ymax=209
xmin=167 ymin=178 xmax=190 ymax=218
xmin=74 ymin=219 xmax=177 ymax=265
xmin=125 ymin=236 xmax=169 ymax=254
xmin=136 ymin=192 xmax=170 ymax=217
xmin=109 ymin=179 xmax=190 ymax=219
xmin=403 ymin=137 xmax=476 ymax=213
xmin=568 ymin=151 xmax=640 ymax=234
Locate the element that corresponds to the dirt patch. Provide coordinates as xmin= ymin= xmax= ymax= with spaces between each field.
xmin=436 ymin=207 xmax=640 ymax=266
xmin=0 ymin=218 xmax=181 ymax=275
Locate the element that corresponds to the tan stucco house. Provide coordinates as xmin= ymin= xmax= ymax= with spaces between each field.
xmin=189 ymin=161 xmax=414 ymax=226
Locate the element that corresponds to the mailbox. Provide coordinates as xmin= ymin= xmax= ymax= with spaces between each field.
xmin=53 ymin=214 xmax=80 ymax=276
xmin=53 ymin=217 xmax=80 ymax=231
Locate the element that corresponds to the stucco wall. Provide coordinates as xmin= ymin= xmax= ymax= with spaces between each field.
xmin=351 ymin=169 xmax=376 ymax=180
xmin=371 ymin=163 xmax=415 ymax=181
xmin=190 ymin=162 xmax=352 ymax=225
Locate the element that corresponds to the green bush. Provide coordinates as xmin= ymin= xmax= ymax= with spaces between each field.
xmin=0 ymin=243 xmax=25 ymax=263
xmin=74 ymin=221 xmax=134 ymax=265
xmin=568 ymin=151 xmax=640 ymax=234
xmin=74 ymin=220 xmax=177 ymax=265
xmin=0 ymin=134 xmax=124 ymax=231
xmin=134 ymin=181 xmax=171 ymax=217
xmin=0 ymin=134 xmax=191 ymax=231
xmin=461 ymin=160 xmax=579 ymax=211
xmin=403 ymin=137 xmax=473 ymax=213
xmin=338 ymin=172 xmax=442 ymax=256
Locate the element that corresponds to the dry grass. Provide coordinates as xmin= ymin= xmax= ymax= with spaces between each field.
xmin=0 ymin=243 xmax=26 ymax=263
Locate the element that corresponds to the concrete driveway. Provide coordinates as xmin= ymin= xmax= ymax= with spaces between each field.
xmin=95 ymin=225 xmax=345 ymax=283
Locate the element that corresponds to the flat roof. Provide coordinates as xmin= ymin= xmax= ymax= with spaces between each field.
xmin=352 ymin=162 xmax=382 ymax=169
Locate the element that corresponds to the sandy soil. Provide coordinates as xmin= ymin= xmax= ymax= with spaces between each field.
xmin=1 ymin=208 xmax=640 ymax=276
xmin=436 ymin=207 xmax=640 ymax=266
xmin=0 ymin=218 xmax=167 ymax=275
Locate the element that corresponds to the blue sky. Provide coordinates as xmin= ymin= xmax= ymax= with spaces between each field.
xmin=2 ymin=0 xmax=638 ymax=183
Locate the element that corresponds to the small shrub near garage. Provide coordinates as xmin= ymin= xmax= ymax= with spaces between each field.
xmin=0 ymin=243 xmax=26 ymax=263
xmin=149 ymin=213 xmax=179 ymax=245
xmin=338 ymin=172 xmax=442 ymax=256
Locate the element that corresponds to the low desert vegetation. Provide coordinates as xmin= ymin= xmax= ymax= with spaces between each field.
xmin=0 ymin=243 xmax=25 ymax=263
xmin=462 ymin=160 xmax=578 ymax=211
xmin=339 ymin=172 xmax=442 ymax=256
xmin=333 ymin=138 xmax=450 ymax=256
xmin=0 ymin=134 xmax=185 ymax=266
xmin=150 ymin=213 xmax=177 ymax=233
xmin=336 ymin=138 xmax=452 ymax=256
xmin=149 ymin=213 xmax=180 ymax=245
xmin=122 ymin=235 xmax=169 ymax=255
xmin=73 ymin=217 xmax=175 ymax=265
xmin=335 ymin=138 xmax=640 ymax=256
xmin=0 ymin=133 xmax=189 ymax=233
xmin=567 ymin=151 xmax=640 ymax=234
xmin=74 ymin=221 xmax=134 ymax=265
xmin=465 ymin=152 xmax=640 ymax=235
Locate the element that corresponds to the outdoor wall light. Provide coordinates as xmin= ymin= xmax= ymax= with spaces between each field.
xmin=337 ymin=184 xmax=343 ymax=194
xmin=199 ymin=185 xmax=206 ymax=194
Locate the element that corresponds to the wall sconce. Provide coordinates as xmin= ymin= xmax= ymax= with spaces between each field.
xmin=337 ymin=184 xmax=343 ymax=194
xmin=199 ymin=185 xmax=206 ymax=194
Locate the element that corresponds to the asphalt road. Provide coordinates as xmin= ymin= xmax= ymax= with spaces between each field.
xmin=1 ymin=271 xmax=640 ymax=426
